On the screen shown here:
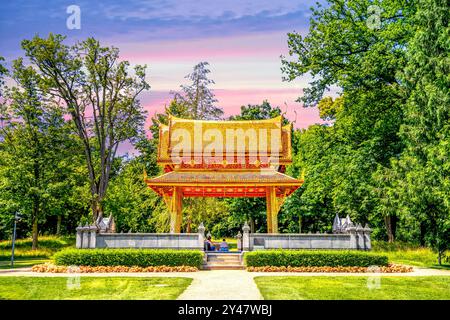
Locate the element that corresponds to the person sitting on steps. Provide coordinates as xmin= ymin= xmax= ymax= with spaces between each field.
xmin=205 ymin=236 xmax=216 ymax=251
xmin=219 ymin=239 xmax=229 ymax=252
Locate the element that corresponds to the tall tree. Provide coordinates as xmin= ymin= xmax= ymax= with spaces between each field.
xmin=20 ymin=34 xmax=150 ymax=222
xmin=281 ymin=0 xmax=417 ymax=240
xmin=395 ymin=0 xmax=449 ymax=263
xmin=0 ymin=59 xmax=80 ymax=248
xmin=172 ymin=61 xmax=223 ymax=120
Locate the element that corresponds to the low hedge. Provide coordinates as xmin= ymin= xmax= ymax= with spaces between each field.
xmin=244 ymin=250 xmax=389 ymax=267
xmin=53 ymin=249 xmax=204 ymax=268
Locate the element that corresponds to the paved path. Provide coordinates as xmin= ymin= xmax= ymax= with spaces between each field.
xmin=177 ymin=270 xmax=262 ymax=300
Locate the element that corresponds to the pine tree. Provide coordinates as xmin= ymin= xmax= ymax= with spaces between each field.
xmin=173 ymin=62 xmax=223 ymax=120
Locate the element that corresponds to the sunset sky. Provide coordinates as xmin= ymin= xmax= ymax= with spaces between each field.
xmin=0 ymin=0 xmax=332 ymax=152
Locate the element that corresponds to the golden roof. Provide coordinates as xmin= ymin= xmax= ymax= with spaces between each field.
xmin=157 ymin=115 xmax=293 ymax=168
xmin=145 ymin=170 xmax=303 ymax=197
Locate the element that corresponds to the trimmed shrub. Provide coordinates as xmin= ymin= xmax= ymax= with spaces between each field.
xmin=53 ymin=249 xmax=204 ymax=268
xmin=244 ymin=250 xmax=388 ymax=267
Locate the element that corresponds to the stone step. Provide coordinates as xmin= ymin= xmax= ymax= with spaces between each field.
xmin=206 ymin=261 xmax=242 ymax=265
xmin=207 ymin=256 xmax=242 ymax=262
xmin=203 ymin=253 xmax=245 ymax=270
xmin=206 ymin=253 xmax=242 ymax=258
xmin=202 ymin=264 xmax=245 ymax=270
xmin=207 ymin=260 xmax=242 ymax=265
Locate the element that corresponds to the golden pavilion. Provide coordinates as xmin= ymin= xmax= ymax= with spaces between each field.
xmin=145 ymin=115 xmax=303 ymax=233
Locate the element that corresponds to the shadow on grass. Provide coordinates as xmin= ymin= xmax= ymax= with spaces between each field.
xmin=0 ymin=257 xmax=51 ymax=269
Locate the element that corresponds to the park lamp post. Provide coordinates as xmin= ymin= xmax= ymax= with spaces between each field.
xmin=11 ymin=211 xmax=22 ymax=268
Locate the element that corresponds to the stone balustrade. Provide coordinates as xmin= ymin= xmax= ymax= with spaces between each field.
xmin=240 ymin=222 xmax=372 ymax=251
xmin=76 ymin=221 xmax=371 ymax=251
xmin=76 ymin=223 xmax=206 ymax=250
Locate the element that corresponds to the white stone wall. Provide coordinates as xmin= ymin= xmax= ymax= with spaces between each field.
xmin=96 ymin=233 xmax=202 ymax=249
xmin=76 ymin=226 xmax=204 ymax=250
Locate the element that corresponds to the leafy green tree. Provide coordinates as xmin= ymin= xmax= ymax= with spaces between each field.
xmin=229 ymin=100 xmax=287 ymax=122
xmin=281 ymin=0 xmax=417 ymax=240
xmin=0 ymin=59 xmax=85 ymax=247
xmin=20 ymin=34 xmax=150 ymax=222
xmin=149 ymin=98 xmax=191 ymax=139
xmin=282 ymin=0 xmax=415 ymax=107
xmin=103 ymin=157 xmax=166 ymax=233
xmin=395 ymin=0 xmax=449 ymax=263
xmin=284 ymin=125 xmax=335 ymax=233
xmin=317 ymin=96 xmax=343 ymax=121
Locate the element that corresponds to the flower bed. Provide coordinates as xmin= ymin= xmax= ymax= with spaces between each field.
xmin=31 ymin=263 xmax=198 ymax=273
xmin=247 ymin=264 xmax=413 ymax=273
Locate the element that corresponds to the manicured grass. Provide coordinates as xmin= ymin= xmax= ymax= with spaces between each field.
xmin=0 ymin=276 xmax=192 ymax=300
xmin=254 ymin=276 xmax=450 ymax=300
xmin=382 ymin=249 xmax=449 ymax=269
xmin=0 ymin=236 xmax=75 ymax=250
xmin=0 ymin=236 xmax=75 ymax=261
xmin=372 ymin=242 xmax=449 ymax=269
xmin=0 ymin=258 xmax=51 ymax=269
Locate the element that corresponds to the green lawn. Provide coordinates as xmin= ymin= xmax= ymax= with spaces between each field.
xmin=0 ymin=236 xmax=74 ymax=269
xmin=254 ymin=276 xmax=450 ymax=300
xmin=0 ymin=276 xmax=192 ymax=300
xmin=0 ymin=258 xmax=51 ymax=269
xmin=371 ymin=242 xmax=449 ymax=269
xmin=0 ymin=236 xmax=75 ymax=265
xmin=383 ymin=249 xmax=449 ymax=269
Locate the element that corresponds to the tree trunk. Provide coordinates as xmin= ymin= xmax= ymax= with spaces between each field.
xmin=419 ymin=221 xmax=426 ymax=246
xmin=186 ymin=214 xmax=192 ymax=233
xmin=31 ymin=205 xmax=38 ymax=250
xmin=384 ymin=215 xmax=397 ymax=243
xmin=91 ymin=197 xmax=103 ymax=224
xmin=298 ymin=216 xmax=302 ymax=233
xmin=31 ymin=176 xmax=39 ymax=250
xmin=250 ymin=218 xmax=255 ymax=233
xmin=56 ymin=215 xmax=62 ymax=235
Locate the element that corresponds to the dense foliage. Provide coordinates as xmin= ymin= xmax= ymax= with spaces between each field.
xmin=279 ymin=0 xmax=449 ymax=263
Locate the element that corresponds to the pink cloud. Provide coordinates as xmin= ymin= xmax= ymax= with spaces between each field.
xmin=140 ymin=88 xmax=325 ymax=134
xmin=119 ymin=32 xmax=293 ymax=62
